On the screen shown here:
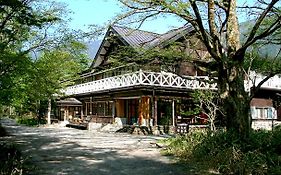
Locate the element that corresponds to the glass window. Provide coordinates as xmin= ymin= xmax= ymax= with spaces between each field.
xmin=105 ymin=102 xmax=113 ymax=116
xmin=86 ymin=102 xmax=91 ymax=115
xmin=255 ymin=108 xmax=272 ymax=119
xmin=97 ymin=102 xmax=105 ymax=116
xmin=92 ymin=103 xmax=98 ymax=115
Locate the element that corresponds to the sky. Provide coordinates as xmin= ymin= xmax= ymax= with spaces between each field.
xmin=56 ymin=0 xmax=253 ymax=58
xmin=57 ymin=0 xmax=185 ymax=34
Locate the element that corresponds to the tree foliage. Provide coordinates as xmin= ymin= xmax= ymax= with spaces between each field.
xmin=13 ymin=40 xmax=89 ymax=116
xmin=191 ymin=90 xmax=220 ymax=131
xmin=0 ymin=0 xmax=90 ymax=117
xmin=0 ymin=0 xmax=62 ymax=105
xmin=107 ymin=42 xmax=192 ymax=71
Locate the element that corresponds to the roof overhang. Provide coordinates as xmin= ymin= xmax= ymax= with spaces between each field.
xmin=57 ymin=98 xmax=82 ymax=106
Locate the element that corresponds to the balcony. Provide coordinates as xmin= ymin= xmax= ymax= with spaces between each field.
xmin=245 ymin=72 xmax=281 ymax=91
xmin=63 ymin=70 xmax=218 ymax=96
xmin=63 ymin=70 xmax=281 ymax=96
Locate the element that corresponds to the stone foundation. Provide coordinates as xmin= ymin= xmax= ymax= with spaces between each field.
xmin=252 ymin=120 xmax=281 ymax=130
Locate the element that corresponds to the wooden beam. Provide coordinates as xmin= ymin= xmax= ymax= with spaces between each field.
xmin=112 ymin=100 xmax=115 ymax=118
xmin=47 ymin=98 xmax=51 ymax=125
xmin=172 ymin=100 xmax=175 ymax=127
xmin=155 ymin=98 xmax=158 ymax=126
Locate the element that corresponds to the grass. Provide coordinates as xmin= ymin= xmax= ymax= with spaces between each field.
xmin=160 ymin=127 xmax=281 ymax=175
xmin=0 ymin=122 xmax=33 ymax=175
xmin=16 ymin=116 xmax=46 ymax=127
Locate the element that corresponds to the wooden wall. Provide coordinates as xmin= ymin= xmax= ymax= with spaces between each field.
xmin=116 ymin=99 xmax=125 ymax=118
xmin=138 ymin=96 xmax=150 ymax=125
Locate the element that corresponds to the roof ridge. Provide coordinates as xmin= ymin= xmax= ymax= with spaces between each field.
xmin=111 ymin=25 xmax=161 ymax=36
xmin=161 ymin=24 xmax=193 ymax=35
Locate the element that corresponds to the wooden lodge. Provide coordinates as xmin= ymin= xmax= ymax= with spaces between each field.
xmin=57 ymin=25 xmax=281 ymax=132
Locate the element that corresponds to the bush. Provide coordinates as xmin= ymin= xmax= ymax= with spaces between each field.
xmin=0 ymin=143 xmax=25 ymax=175
xmin=16 ymin=116 xmax=46 ymax=126
xmin=0 ymin=124 xmax=7 ymax=137
xmin=162 ymin=128 xmax=281 ymax=175
xmin=160 ymin=130 xmax=207 ymax=159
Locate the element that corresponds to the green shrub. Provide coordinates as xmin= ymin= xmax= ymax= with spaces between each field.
xmin=16 ymin=116 xmax=46 ymax=126
xmin=163 ymin=129 xmax=281 ymax=175
xmin=0 ymin=143 xmax=25 ymax=175
xmin=0 ymin=124 xmax=7 ymax=137
xmin=160 ymin=130 xmax=207 ymax=159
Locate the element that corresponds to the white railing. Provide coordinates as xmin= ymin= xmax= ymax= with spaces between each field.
xmin=245 ymin=72 xmax=281 ymax=91
xmin=63 ymin=70 xmax=281 ymax=96
xmin=63 ymin=70 xmax=218 ymax=96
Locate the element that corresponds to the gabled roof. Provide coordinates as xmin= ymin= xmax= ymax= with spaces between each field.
xmin=90 ymin=24 xmax=195 ymax=69
xmin=111 ymin=25 xmax=194 ymax=49
xmin=111 ymin=26 xmax=160 ymax=48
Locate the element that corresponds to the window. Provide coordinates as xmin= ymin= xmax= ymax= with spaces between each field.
xmin=105 ymin=102 xmax=113 ymax=116
xmin=90 ymin=101 xmax=113 ymax=117
xmin=97 ymin=102 xmax=104 ymax=116
xmin=253 ymin=107 xmax=275 ymax=119
xmin=256 ymin=108 xmax=267 ymax=119
xmin=86 ymin=102 xmax=92 ymax=115
xmin=92 ymin=103 xmax=98 ymax=115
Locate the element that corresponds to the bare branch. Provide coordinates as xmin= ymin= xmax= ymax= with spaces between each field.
xmin=189 ymin=0 xmax=221 ymax=61
xmin=243 ymin=0 xmax=279 ymax=48
xmin=250 ymin=73 xmax=275 ymax=100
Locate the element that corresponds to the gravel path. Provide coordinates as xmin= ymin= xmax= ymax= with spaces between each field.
xmin=0 ymin=118 xmax=187 ymax=175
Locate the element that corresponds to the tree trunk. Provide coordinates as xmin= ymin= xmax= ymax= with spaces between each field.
xmin=47 ymin=98 xmax=51 ymax=125
xmin=218 ymin=62 xmax=251 ymax=139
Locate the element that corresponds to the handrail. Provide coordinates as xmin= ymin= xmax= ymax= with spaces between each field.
xmin=62 ymin=70 xmax=281 ymax=96
xmin=62 ymin=70 xmax=217 ymax=96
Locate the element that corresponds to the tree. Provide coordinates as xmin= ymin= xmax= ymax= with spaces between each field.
xmin=0 ymin=0 xmax=62 ymax=106
xmin=0 ymin=0 xmax=90 ymax=125
xmin=191 ymin=90 xmax=220 ymax=131
xmin=13 ymin=40 xmax=89 ymax=123
xmin=112 ymin=0 xmax=281 ymax=138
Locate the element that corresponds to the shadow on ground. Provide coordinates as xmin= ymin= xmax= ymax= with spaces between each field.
xmin=0 ymin=118 xmax=189 ymax=175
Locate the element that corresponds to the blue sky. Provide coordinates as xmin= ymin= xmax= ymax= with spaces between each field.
xmin=57 ymin=0 xmax=185 ymax=34
xmin=57 ymin=0 xmax=253 ymax=57
xmin=58 ymin=0 xmax=253 ymax=34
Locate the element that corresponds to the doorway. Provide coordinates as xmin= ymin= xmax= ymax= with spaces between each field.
xmin=125 ymin=99 xmax=139 ymax=125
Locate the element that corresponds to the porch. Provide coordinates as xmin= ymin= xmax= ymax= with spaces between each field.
xmin=63 ymin=70 xmax=281 ymax=96
xmin=76 ymin=95 xmax=206 ymax=133
xmin=63 ymin=70 xmax=218 ymax=96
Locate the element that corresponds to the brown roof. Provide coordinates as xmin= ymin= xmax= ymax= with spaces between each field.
xmin=90 ymin=24 xmax=195 ymax=68
xmin=111 ymin=26 xmax=160 ymax=48
xmin=111 ymin=25 xmax=194 ymax=49
xmin=57 ymin=98 xmax=82 ymax=106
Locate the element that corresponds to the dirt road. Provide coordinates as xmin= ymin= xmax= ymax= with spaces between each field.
xmin=0 ymin=118 xmax=187 ymax=175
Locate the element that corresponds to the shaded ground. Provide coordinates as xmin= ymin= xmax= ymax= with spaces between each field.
xmin=0 ymin=118 xmax=188 ymax=175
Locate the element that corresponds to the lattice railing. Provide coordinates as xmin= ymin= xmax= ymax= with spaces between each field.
xmin=244 ymin=72 xmax=281 ymax=92
xmin=63 ymin=70 xmax=218 ymax=96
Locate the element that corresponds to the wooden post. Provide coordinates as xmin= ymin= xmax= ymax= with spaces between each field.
xmin=47 ymin=98 xmax=51 ymax=125
xmin=154 ymin=98 xmax=158 ymax=125
xmin=64 ymin=107 xmax=67 ymax=121
xmin=126 ymin=100 xmax=129 ymax=124
xmin=90 ymin=97 xmax=93 ymax=115
xmin=85 ymin=103 xmax=88 ymax=116
xmin=138 ymin=98 xmax=142 ymax=126
xmin=81 ymin=105 xmax=84 ymax=119
xmin=112 ymin=100 xmax=115 ymax=119
xmin=151 ymin=95 xmax=155 ymax=126
xmin=172 ymin=100 xmax=175 ymax=127
xmin=9 ymin=106 xmax=12 ymax=116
